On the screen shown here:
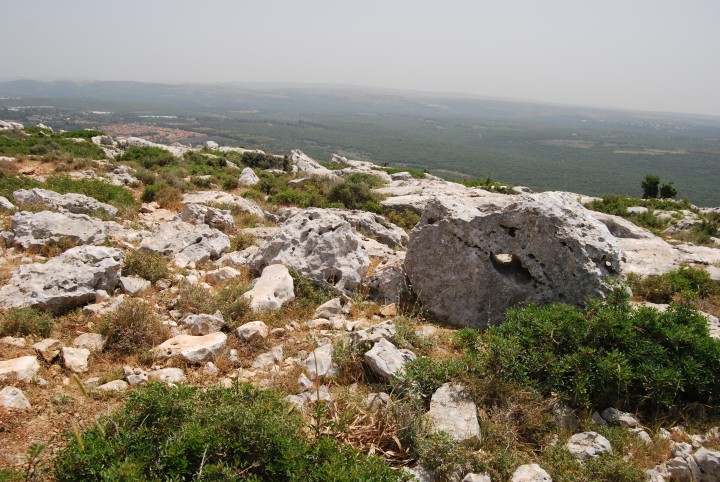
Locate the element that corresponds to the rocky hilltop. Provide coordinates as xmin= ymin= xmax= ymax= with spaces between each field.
xmin=0 ymin=121 xmax=719 ymax=481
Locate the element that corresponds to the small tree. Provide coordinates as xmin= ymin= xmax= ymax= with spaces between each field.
xmin=659 ymin=182 xmax=677 ymax=199
xmin=641 ymin=174 xmax=660 ymax=199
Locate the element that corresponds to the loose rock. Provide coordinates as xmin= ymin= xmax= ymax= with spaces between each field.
xmin=510 ymin=464 xmax=553 ymax=482
xmin=566 ymin=431 xmax=612 ymax=461
xmin=13 ymin=188 xmax=118 ymax=217
xmin=152 ymin=332 xmax=227 ymax=363
xmin=0 ymin=356 xmax=40 ymax=382
xmin=426 ymin=383 xmax=481 ymax=443
xmin=33 ymin=338 xmax=63 ymax=362
xmin=243 ymin=264 xmax=295 ymax=311
xmin=364 ymin=338 xmax=416 ymax=380
xmin=236 ymin=320 xmax=269 ymax=343
xmin=0 ymin=386 xmax=31 ymax=409
xmin=62 ymin=347 xmax=90 ymax=373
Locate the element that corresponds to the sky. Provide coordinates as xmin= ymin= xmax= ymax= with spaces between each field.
xmin=2 ymin=0 xmax=719 ymax=116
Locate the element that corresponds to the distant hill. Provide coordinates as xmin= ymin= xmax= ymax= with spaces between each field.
xmin=2 ymin=79 xmax=719 ymax=205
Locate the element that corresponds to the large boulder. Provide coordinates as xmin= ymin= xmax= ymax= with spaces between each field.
xmin=251 ymin=209 xmax=369 ymax=292
xmin=426 ymin=383 xmax=481 ymax=443
xmin=139 ymin=220 xmax=230 ymax=268
xmin=6 ymin=211 xmax=106 ymax=249
xmin=13 ymin=188 xmax=118 ymax=218
xmin=0 ymin=246 xmax=123 ymax=312
xmin=243 ymin=264 xmax=295 ymax=311
xmin=405 ymin=193 xmax=622 ymax=328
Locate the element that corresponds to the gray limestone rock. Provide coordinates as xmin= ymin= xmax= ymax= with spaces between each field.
xmin=510 ymin=464 xmax=553 ymax=482
xmin=8 ymin=210 xmax=106 ymax=249
xmin=62 ymin=347 xmax=90 ymax=373
xmin=13 ymin=188 xmax=118 ymax=217
xmin=243 ymin=264 xmax=295 ymax=311
xmin=0 ymin=386 xmax=31 ymax=409
xmin=238 ymin=167 xmax=260 ymax=186
xmin=0 ymin=356 xmax=40 ymax=382
xmin=364 ymin=338 xmax=416 ymax=380
xmin=566 ymin=431 xmax=612 ymax=461
xmin=152 ymin=332 xmax=227 ymax=363
xmin=0 ymin=246 xmax=123 ymax=313
xmin=405 ymin=193 xmax=622 ymax=328
xmin=251 ymin=209 xmax=369 ymax=292
xmin=426 ymin=383 xmax=481 ymax=443
xmin=181 ymin=203 xmax=236 ymax=232
xmin=139 ymin=220 xmax=230 ymax=268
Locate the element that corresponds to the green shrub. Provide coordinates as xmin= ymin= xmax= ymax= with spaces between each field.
xmin=383 ymin=208 xmax=421 ymax=231
xmin=0 ymin=128 xmax=106 ymax=159
xmin=289 ymin=269 xmax=335 ymax=308
xmin=0 ymin=307 xmax=54 ymax=337
xmin=327 ymin=173 xmax=385 ymax=211
xmin=44 ymin=175 xmax=135 ymax=207
xmin=211 ymin=280 xmax=252 ymax=327
xmin=627 ymin=266 xmax=720 ymax=303
xmin=123 ymin=250 xmax=170 ymax=283
xmin=117 ymin=146 xmax=176 ymax=168
xmin=240 ymin=151 xmax=290 ymax=171
xmin=99 ymin=299 xmax=168 ymax=355
xmin=54 ymin=129 xmax=106 ymax=140
xmin=397 ymin=356 xmax=466 ymax=402
xmin=141 ymin=183 xmax=182 ymax=207
xmin=460 ymin=290 xmax=720 ymax=413
xmin=54 ymin=383 xmax=402 ymax=481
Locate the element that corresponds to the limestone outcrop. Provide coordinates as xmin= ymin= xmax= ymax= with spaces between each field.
xmin=405 ymin=193 xmax=622 ymax=327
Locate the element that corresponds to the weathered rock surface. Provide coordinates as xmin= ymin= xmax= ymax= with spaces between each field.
xmin=0 ymin=246 xmax=123 ymax=312
xmin=119 ymin=275 xmax=151 ymax=295
xmin=33 ymin=338 xmax=63 ymax=362
xmin=13 ymin=188 xmax=118 ymax=217
xmin=0 ymin=356 xmax=40 ymax=382
xmin=243 ymin=264 xmax=295 ymax=311
xmin=304 ymin=343 xmax=337 ymax=380
xmin=148 ymin=367 xmax=186 ymax=384
xmin=405 ymin=193 xmax=622 ymax=327
xmin=692 ymin=447 xmax=720 ymax=482
xmin=5 ymin=210 xmax=106 ymax=249
xmin=179 ymin=311 xmax=225 ymax=335
xmin=152 ymin=332 xmax=227 ymax=363
xmin=590 ymin=211 xmax=656 ymax=240
xmin=510 ymin=464 xmax=553 ymax=482
xmin=364 ymin=338 xmax=416 ymax=380
xmin=350 ymin=320 xmax=397 ymax=346
xmin=95 ymin=380 xmax=129 ymax=392
xmin=314 ymin=297 xmax=345 ymax=319
xmin=72 ymin=333 xmax=107 ymax=352
xmin=238 ymin=167 xmax=260 ymax=186
xmin=205 ymin=266 xmax=241 ymax=285
xmin=236 ymin=320 xmax=269 ymax=342
xmin=290 ymin=150 xmax=338 ymax=178
xmin=462 ymin=474 xmax=491 ymax=482
xmin=181 ymin=203 xmax=236 ymax=232
xmin=139 ymin=220 xmax=230 ymax=268
xmin=0 ymin=386 xmax=31 ymax=409
xmin=0 ymin=195 xmax=15 ymax=210
xmin=251 ymin=209 xmax=369 ymax=292
xmin=62 ymin=347 xmax=90 ymax=373
xmin=251 ymin=345 xmax=283 ymax=369
xmin=426 ymin=383 xmax=481 ymax=443
xmin=600 ymin=407 xmax=640 ymax=428
xmin=566 ymin=431 xmax=612 ymax=461
xmin=364 ymin=249 xmax=406 ymax=303
xmin=183 ymin=191 xmax=264 ymax=218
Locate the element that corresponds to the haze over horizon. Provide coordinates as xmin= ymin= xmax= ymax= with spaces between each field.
xmin=2 ymin=0 xmax=719 ymax=117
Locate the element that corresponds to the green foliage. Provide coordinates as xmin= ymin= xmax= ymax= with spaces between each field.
xmin=641 ymin=174 xmax=660 ymax=199
xmin=398 ymin=357 xmax=466 ymax=402
xmin=383 ymin=208 xmax=421 ymax=231
xmin=589 ymin=194 xmax=692 ymax=217
xmin=44 ymin=175 xmax=135 ymax=207
xmin=0 ymin=307 xmax=54 ymax=337
xmin=0 ymin=128 xmax=106 ymax=159
xmin=211 ymin=280 xmax=252 ymax=327
xmin=54 ymin=129 xmax=106 ymax=140
xmin=239 ymin=151 xmax=291 ymax=171
xmin=99 ymin=299 xmax=168 ymax=355
xmin=289 ymin=269 xmax=335 ymax=308
xmin=660 ymin=182 xmax=677 ymax=199
xmin=123 ymin=250 xmax=170 ymax=283
xmin=459 ymin=292 xmax=720 ymax=413
xmin=141 ymin=183 xmax=182 ymax=207
xmin=117 ymin=146 xmax=177 ymax=168
xmin=53 ymin=383 xmax=403 ymax=481
xmin=627 ymin=266 xmax=720 ymax=303
xmin=327 ymin=173 xmax=385 ymax=211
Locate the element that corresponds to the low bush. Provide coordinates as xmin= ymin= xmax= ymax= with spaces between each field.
xmin=627 ymin=266 xmax=720 ymax=303
xmin=459 ymin=289 xmax=720 ymax=413
xmin=239 ymin=151 xmax=290 ymax=171
xmin=0 ymin=307 xmax=54 ymax=337
xmin=117 ymin=146 xmax=176 ymax=168
xmin=53 ymin=383 xmax=403 ymax=481
xmin=99 ymin=299 xmax=168 ymax=355
xmin=383 ymin=208 xmax=421 ymax=231
xmin=327 ymin=173 xmax=385 ymax=211
xmin=141 ymin=183 xmax=183 ymax=208
xmin=397 ymin=356 xmax=466 ymax=402
xmin=123 ymin=250 xmax=170 ymax=283
xmin=44 ymin=175 xmax=135 ymax=208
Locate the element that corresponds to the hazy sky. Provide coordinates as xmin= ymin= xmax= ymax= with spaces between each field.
xmin=2 ymin=0 xmax=719 ymax=116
